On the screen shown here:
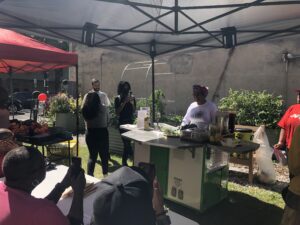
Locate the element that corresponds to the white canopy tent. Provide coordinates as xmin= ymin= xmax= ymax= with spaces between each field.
xmin=1 ymin=0 xmax=300 ymax=121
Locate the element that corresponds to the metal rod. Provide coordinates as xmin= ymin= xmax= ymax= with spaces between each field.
xmin=175 ymin=0 xmax=179 ymax=33
xmin=179 ymin=10 xmax=223 ymax=44
xmin=94 ymin=10 xmax=173 ymax=45
xmin=180 ymin=0 xmax=265 ymax=33
xmin=130 ymin=4 xmax=174 ymax=32
xmin=95 ymin=31 xmax=149 ymax=55
xmin=9 ymin=67 xmax=14 ymax=119
xmin=95 ymin=0 xmax=173 ymax=10
xmin=151 ymin=56 xmax=155 ymax=124
xmin=75 ymin=64 xmax=79 ymax=156
xmin=238 ymin=24 xmax=300 ymax=45
xmin=180 ymin=1 xmax=300 ymax=9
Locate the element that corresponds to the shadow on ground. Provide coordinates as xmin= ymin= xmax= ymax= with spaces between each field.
xmin=229 ymin=170 xmax=288 ymax=193
xmin=96 ymin=158 xmax=122 ymax=174
xmin=166 ymin=191 xmax=283 ymax=225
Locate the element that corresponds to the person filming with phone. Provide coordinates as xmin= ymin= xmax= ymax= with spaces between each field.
xmin=114 ymin=81 xmax=136 ymax=166
xmin=0 ymin=146 xmax=86 ymax=225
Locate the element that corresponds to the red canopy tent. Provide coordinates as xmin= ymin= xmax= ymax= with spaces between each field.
xmin=0 ymin=28 xmax=77 ymax=73
xmin=0 ymin=28 xmax=80 ymax=155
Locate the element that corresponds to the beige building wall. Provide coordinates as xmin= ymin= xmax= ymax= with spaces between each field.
xmin=72 ymin=36 xmax=300 ymax=116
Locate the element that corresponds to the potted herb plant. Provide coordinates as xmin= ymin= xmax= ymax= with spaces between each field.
xmin=46 ymin=93 xmax=84 ymax=133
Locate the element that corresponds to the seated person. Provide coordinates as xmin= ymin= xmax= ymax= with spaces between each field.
xmin=0 ymin=146 xmax=86 ymax=225
xmin=92 ymin=166 xmax=171 ymax=225
xmin=0 ymin=129 xmax=18 ymax=177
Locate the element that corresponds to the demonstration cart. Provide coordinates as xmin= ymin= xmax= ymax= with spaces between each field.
xmin=121 ymin=126 xmax=259 ymax=212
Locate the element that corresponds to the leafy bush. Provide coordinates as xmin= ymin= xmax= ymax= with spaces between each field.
xmin=46 ymin=93 xmax=82 ymax=118
xmin=136 ymin=89 xmax=166 ymax=116
xmin=160 ymin=114 xmax=183 ymax=126
xmin=218 ymin=89 xmax=283 ymax=128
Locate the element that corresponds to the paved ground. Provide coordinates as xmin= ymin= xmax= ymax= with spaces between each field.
xmin=9 ymin=109 xmax=31 ymax=121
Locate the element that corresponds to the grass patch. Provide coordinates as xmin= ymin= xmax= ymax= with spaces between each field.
xmin=77 ymin=146 xmax=132 ymax=179
xmin=228 ymin=182 xmax=285 ymax=209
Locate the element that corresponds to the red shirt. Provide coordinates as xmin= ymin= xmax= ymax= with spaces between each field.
xmin=278 ymin=104 xmax=300 ymax=149
xmin=0 ymin=182 xmax=69 ymax=225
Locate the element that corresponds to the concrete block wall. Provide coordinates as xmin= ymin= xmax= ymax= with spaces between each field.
xmin=73 ymin=36 xmax=300 ymax=116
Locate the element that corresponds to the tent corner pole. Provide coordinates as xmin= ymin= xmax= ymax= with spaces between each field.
xmin=150 ymin=40 xmax=156 ymax=124
xmin=151 ymin=55 xmax=155 ymax=124
xmin=75 ymin=64 xmax=79 ymax=156
xmin=9 ymin=67 xmax=14 ymax=119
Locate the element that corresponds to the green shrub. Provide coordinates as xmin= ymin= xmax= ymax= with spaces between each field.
xmin=219 ymin=89 xmax=283 ymax=128
xmin=136 ymin=89 xmax=166 ymax=117
xmin=160 ymin=114 xmax=183 ymax=126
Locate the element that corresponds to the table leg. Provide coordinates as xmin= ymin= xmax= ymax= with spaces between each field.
xmin=68 ymin=140 xmax=71 ymax=166
xmin=248 ymin=152 xmax=254 ymax=184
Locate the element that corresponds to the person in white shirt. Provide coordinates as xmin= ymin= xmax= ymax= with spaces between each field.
xmin=81 ymin=79 xmax=110 ymax=176
xmin=181 ymin=84 xmax=217 ymax=129
xmin=91 ymin=79 xmax=111 ymax=107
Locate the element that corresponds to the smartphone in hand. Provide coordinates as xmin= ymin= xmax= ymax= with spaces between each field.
xmin=71 ymin=156 xmax=82 ymax=177
xmin=138 ymin=162 xmax=156 ymax=184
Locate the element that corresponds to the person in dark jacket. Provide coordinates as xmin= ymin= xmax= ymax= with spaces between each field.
xmin=114 ymin=81 xmax=136 ymax=166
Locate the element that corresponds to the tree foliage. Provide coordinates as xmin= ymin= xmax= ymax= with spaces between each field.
xmin=219 ymin=89 xmax=283 ymax=128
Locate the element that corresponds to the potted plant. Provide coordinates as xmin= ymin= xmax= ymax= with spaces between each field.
xmin=46 ymin=93 xmax=84 ymax=133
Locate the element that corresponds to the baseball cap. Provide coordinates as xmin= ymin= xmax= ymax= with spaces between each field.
xmin=92 ymin=166 xmax=156 ymax=225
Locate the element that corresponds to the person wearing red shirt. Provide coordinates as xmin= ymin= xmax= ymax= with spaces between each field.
xmin=274 ymin=91 xmax=300 ymax=150
xmin=0 ymin=146 xmax=86 ymax=225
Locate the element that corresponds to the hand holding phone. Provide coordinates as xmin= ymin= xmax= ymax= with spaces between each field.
xmin=138 ymin=162 xmax=156 ymax=184
xmin=71 ymin=157 xmax=82 ymax=178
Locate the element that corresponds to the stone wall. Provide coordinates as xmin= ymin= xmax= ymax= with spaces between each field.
xmin=72 ymin=36 xmax=300 ymax=115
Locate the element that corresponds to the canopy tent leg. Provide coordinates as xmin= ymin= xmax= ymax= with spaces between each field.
xmin=75 ymin=64 xmax=79 ymax=156
xmin=151 ymin=56 xmax=155 ymax=124
xmin=150 ymin=40 xmax=156 ymax=124
xmin=9 ymin=67 xmax=14 ymax=119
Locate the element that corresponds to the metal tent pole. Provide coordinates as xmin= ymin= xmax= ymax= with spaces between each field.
xmin=9 ymin=67 xmax=14 ymax=119
xmin=75 ymin=64 xmax=79 ymax=156
xmin=150 ymin=41 xmax=156 ymax=124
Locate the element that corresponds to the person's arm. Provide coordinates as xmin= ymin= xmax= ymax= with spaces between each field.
xmin=131 ymin=97 xmax=136 ymax=113
xmin=152 ymin=178 xmax=171 ymax=225
xmin=274 ymin=128 xmax=286 ymax=149
xmin=67 ymin=170 xmax=86 ymax=225
xmin=181 ymin=104 xmax=192 ymax=127
xmin=45 ymin=167 xmax=73 ymax=203
xmin=115 ymin=97 xmax=130 ymax=116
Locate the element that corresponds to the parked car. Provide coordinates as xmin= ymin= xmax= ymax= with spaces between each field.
xmin=7 ymin=92 xmax=33 ymax=113
xmin=7 ymin=98 xmax=23 ymax=113
xmin=11 ymin=92 xmax=33 ymax=109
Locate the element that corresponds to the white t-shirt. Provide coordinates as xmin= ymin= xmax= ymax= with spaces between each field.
xmin=181 ymin=101 xmax=218 ymax=127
